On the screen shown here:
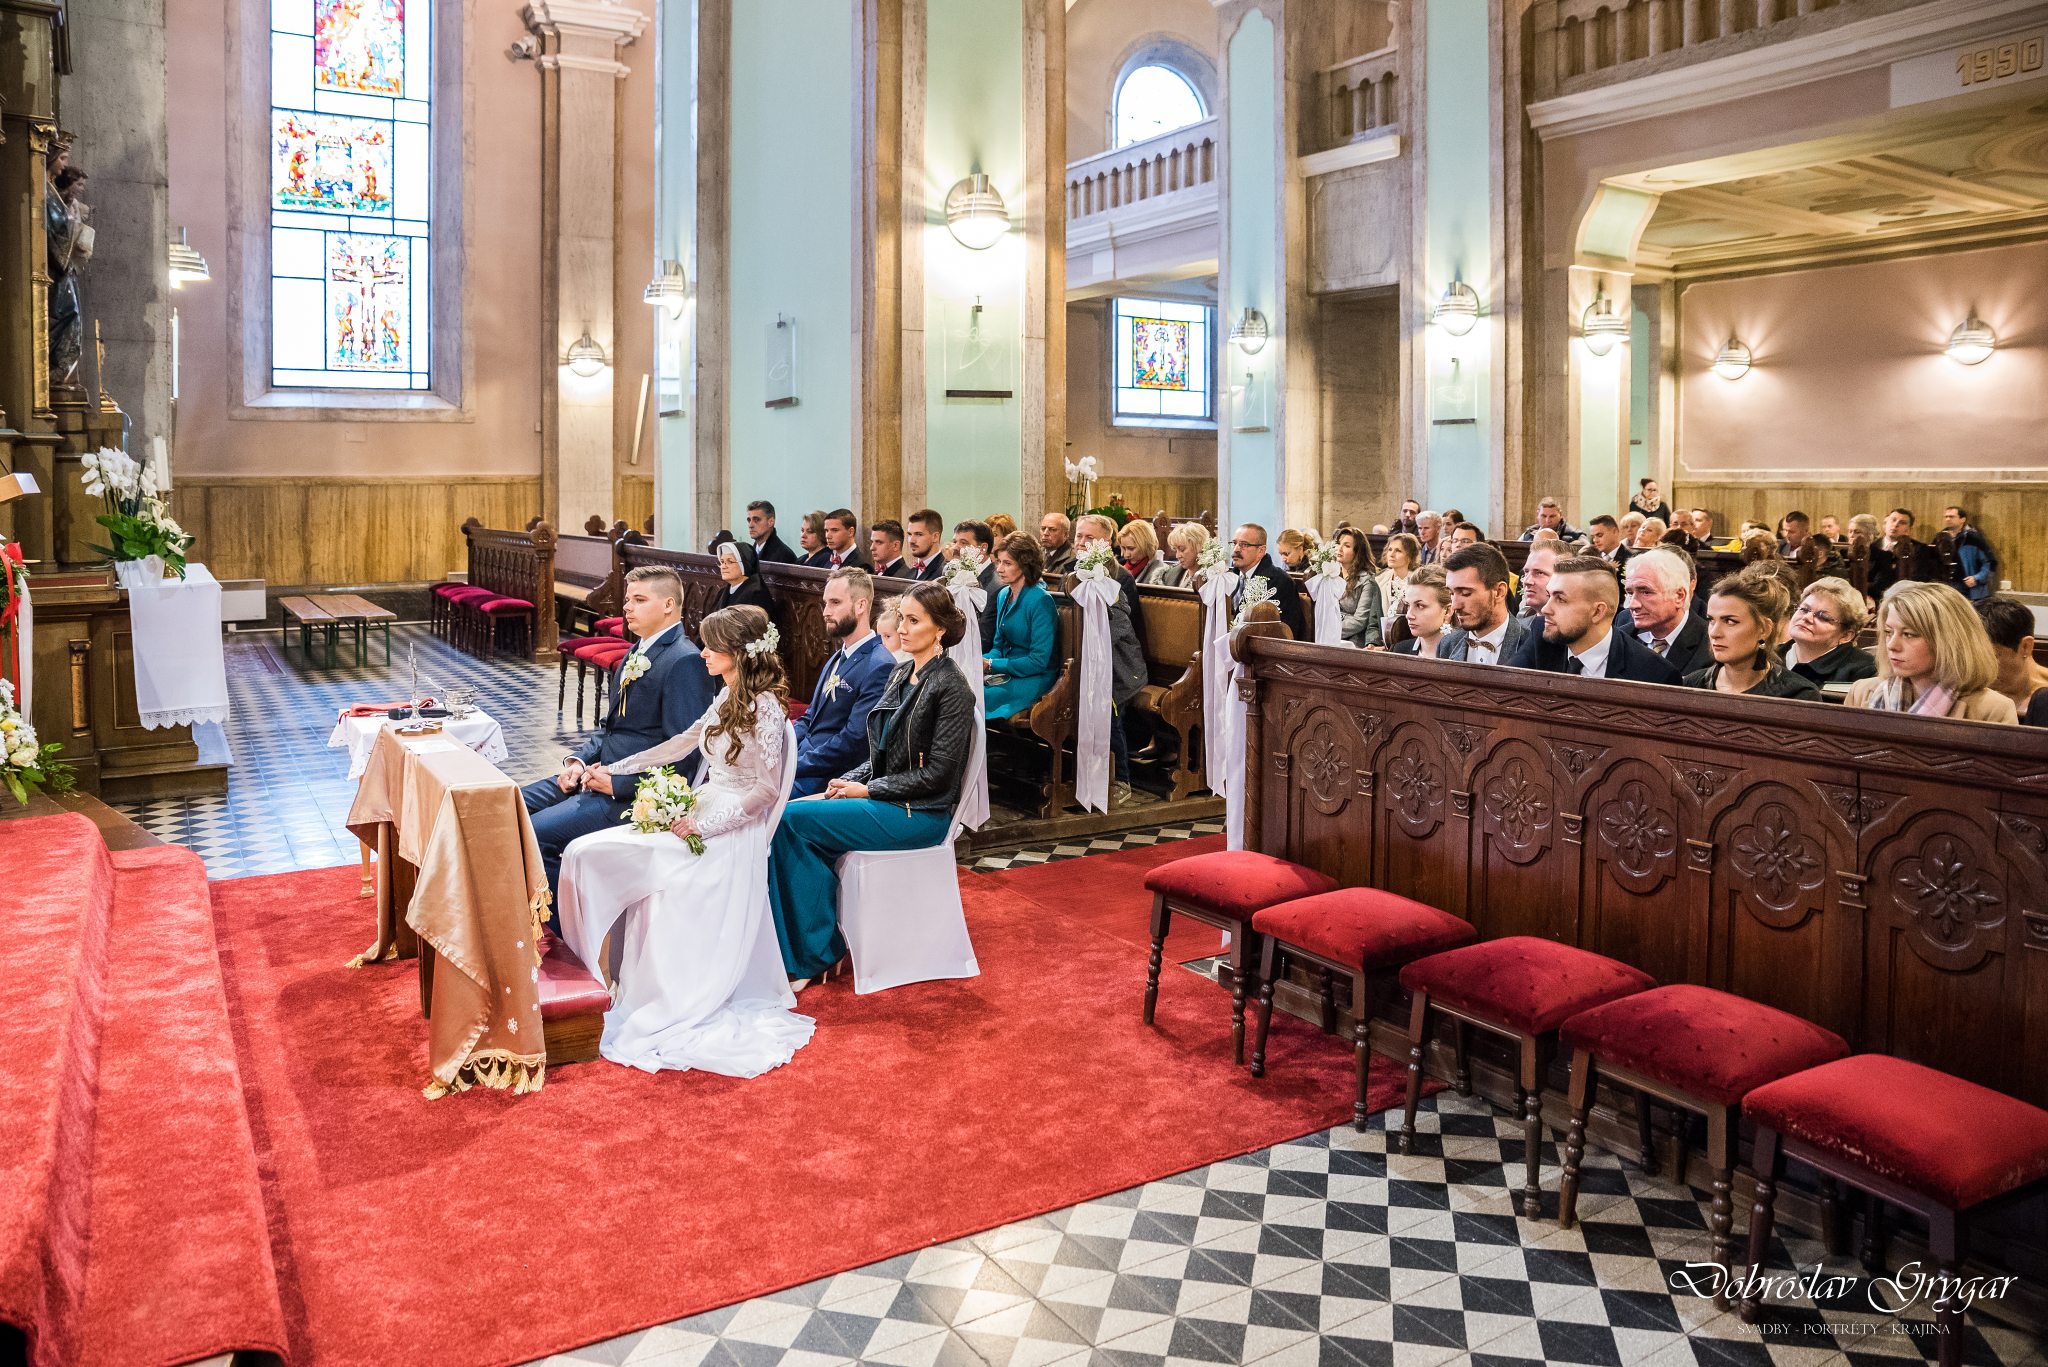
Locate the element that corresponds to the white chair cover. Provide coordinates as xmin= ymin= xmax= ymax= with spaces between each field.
xmin=1308 ymin=571 xmax=1346 ymax=646
xmin=944 ymin=578 xmax=990 ymax=832
xmin=836 ymin=723 xmax=984 ymax=994
xmin=1197 ymin=570 xmax=1248 ymax=850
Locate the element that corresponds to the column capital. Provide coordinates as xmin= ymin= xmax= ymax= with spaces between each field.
xmin=522 ymin=1 xmax=648 ymax=54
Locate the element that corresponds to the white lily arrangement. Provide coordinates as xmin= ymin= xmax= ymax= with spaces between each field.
xmin=624 ymin=765 xmax=704 ymax=854
xmin=81 ymin=440 xmax=194 ymax=578
xmin=1232 ymin=572 xmax=1276 ymax=630
xmin=1073 ymin=540 xmax=1117 ymax=581
xmin=0 ymin=678 xmax=74 ymax=806
xmin=1306 ymin=537 xmax=1343 ymax=582
xmin=940 ymin=543 xmax=987 ymax=593
xmin=1196 ymin=538 xmax=1230 ymax=575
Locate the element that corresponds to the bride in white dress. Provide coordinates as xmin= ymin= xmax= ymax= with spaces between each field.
xmin=555 ymin=606 xmax=815 ymax=1076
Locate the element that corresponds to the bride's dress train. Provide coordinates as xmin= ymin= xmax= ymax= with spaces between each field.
xmin=556 ymin=692 xmax=814 ymax=1076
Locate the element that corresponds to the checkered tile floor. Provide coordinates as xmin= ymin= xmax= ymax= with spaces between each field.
xmin=528 ymin=1090 xmax=2044 ymax=1367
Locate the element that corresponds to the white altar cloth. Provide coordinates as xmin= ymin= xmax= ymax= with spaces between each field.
xmin=115 ymin=559 xmax=230 ymax=730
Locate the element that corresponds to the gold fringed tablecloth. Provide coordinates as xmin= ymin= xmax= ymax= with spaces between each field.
xmin=345 ymin=726 xmax=551 ymax=1098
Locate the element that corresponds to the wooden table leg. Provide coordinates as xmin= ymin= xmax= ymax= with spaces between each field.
xmin=358 ymin=837 xmax=374 ymax=898
xmin=419 ymin=941 xmax=435 ymax=1018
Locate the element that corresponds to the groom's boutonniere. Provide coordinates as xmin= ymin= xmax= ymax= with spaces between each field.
xmin=620 ymin=651 xmax=651 ymax=687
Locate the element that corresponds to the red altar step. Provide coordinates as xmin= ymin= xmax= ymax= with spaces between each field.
xmin=0 ymin=814 xmax=286 ymax=1367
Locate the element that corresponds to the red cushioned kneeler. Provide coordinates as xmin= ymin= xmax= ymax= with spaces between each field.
xmin=1139 ymin=850 xmax=1337 ymax=1066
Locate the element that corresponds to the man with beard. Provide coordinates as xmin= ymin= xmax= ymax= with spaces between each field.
xmin=1505 ymin=557 xmax=1681 ymax=682
xmin=1438 ymin=543 xmax=1529 ymax=664
xmin=789 ymin=567 xmax=894 ymax=797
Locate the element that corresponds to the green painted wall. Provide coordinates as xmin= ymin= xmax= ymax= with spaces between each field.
xmin=1629 ymin=303 xmax=1651 ymax=488
xmin=653 ymin=0 xmax=696 ymax=544
xmin=726 ymin=0 xmax=857 ymax=532
xmin=1420 ymin=0 xmax=1493 ymax=521
xmin=923 ymin=0 xmax=1026 ymax=524
xmin=1223 ymin=9 xmax=1276 ymax=532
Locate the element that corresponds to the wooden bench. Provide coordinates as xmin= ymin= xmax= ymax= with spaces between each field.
xmin=1130 ymin=584 xmax=1207 ymax=800
xmin=433 ymin=518 xmax=559 ymax=662
xmin=282 ymin=594 xmax=398 ymax=667
xmin=552 ymin=517 xmax=643 ymax=638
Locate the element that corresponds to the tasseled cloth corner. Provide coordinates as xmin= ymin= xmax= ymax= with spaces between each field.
xmin=423 ymin=1049 xmax=548 ymax=1100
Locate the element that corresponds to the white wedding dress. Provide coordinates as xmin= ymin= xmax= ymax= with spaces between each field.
xmin=555 ymin=691 xmax=815 ymax=1076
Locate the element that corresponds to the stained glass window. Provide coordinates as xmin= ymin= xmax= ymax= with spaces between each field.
xmin=1113 ymin=296 xmax=1212 ymax=424
xmin=269 ymin=0 xmax=430 ymax=390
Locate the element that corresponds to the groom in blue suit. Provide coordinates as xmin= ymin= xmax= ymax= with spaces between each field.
xmin=522 ymin=565 xmax=715 ymax=900
xmin=791 ymin=567 xmax=894 ymax=797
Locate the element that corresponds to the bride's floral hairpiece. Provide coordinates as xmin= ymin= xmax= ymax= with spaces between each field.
xmin=746 ymin=624 xmax=781 ymax=657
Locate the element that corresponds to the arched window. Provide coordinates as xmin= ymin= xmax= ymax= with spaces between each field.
xmin=268 ymin=0 xmax=432 ymax=389
xmin=1113 ymin=64 xmax=1205 ymax=148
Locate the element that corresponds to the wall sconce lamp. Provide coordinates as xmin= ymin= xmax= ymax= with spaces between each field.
xmin=643 ymin=260 xmax=690 ymax=320
xmin=944 ymin=174 xmax=1009 ymax=251
xmin=1228 ymin=307 xmax=1269 ymax=355
xmin=1711 ymin=335 xmax=1751 ymax=381
xmin=1947 ymin=312 xmax=1996 ymax=365
xmin=1580 ymin=288 xmax=1628 ymax=357
xmin=564 ymin=330 xmax=609 ymax=377
xmin=1433 ymin=280 xmax=1478 ymax=336
xmin=169 ymin=226 xmax=210 ymax=288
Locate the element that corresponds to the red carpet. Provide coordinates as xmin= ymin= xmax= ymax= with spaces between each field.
xmin=209 ymin=837 xmax=1409 ymax=1366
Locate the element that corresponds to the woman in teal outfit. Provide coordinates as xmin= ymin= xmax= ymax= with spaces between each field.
xmin=982 ymin=532 xmax=1059 ymax=720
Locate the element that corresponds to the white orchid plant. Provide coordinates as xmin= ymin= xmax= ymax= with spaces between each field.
xmin=1061 ymin=453 xmax=1100 ymax=520
xmin=82 ymin=444 xmax=194 ymax=578
xmin=0 ymin=678 xmax=74 ymax=806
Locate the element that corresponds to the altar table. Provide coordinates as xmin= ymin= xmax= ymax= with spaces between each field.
xmin=327 ymin=708 xmax=508 ymax=781
xmin=344 ymin=726 xmax=550 ymax=1098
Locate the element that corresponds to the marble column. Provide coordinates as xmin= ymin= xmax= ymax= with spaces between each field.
xmin=524 ymin=0 xmax=647 ymax=533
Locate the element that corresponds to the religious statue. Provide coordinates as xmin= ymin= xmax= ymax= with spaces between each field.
xmin=44 ymin=141 xmax=90 ymax=396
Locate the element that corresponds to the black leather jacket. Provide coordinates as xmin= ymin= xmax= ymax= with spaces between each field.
xmin=844 ymin=653 xmax=977 ymax=811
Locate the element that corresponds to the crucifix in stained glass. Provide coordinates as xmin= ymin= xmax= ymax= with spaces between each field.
xmin=316 ymin=0 xmax=407 ymax=97
xmin=327 ymin=235 xmax=409 ymax=372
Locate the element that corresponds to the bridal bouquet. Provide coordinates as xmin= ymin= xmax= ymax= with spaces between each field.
xmin=82 ymin=443 xmax=195 ymax=578
xmin=623 ymin=765 xmax=705 ymax=854
xmin=940 ymin=543 xmax=986 ymax=593
xmin=1073 ymin=540 xmax=1116 ymax=581
xmin=0 ymin=678 xmax=74 ymax=806
xmin=1232 ymin=572 xmax=1276 ymax=630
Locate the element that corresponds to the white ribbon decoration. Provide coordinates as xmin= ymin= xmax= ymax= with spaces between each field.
xmin=1197 ymin=570 xmax=1249 ymax=849
xmin=1308 ymin=571 xmax=1346 ymax=647
xmin=945 ymin=579 xmax=990 ymax=831
xmin=13 ymin=579 xmax=30 ymax=718
xmin=1070 ymin=573 xmax=1119 ymax=813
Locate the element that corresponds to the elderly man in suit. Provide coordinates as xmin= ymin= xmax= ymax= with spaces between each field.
xmin=522 ymin=565 xmax=715 ymax=902
xmin=1438 ymin=543 xmax=1530 ymax=664
xmin=1505 ymin=556 xmax=1681 ymax=682
xmin=745 ymin=499 xmax=800 ymax=564
xmin=791 ymin=568 xmax=895 ymax=797
xmin=1617 ymin=546 xmax=1713 ymax=676
xmin=1228 ymin=522 xmax=1311 ymax=639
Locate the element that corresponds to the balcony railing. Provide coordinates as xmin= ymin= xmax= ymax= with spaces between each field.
xmin=1533 ymin=0 xmax=1881 ymax=98
xmin=1320 ymin=46 xmax=1401 ymax=150
xmin=1067 ymin=119 xmax=1217 ymax=224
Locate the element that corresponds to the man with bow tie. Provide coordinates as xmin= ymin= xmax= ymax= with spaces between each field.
xmin=791 ymin=567 xmax=894 ymax=797
xmin=902 ymin=508 xmax=949 ymax=581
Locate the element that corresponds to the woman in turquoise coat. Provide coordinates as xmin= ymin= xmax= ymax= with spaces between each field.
xmin=983 ymin=531 xmax=1059 ymax=719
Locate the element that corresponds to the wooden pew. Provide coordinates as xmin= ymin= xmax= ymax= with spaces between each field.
xmin=456 ymin=518 xmax=559 ymax=662
xmin=999 ymin=596 xmax=1082 ymax=819
xmin=1130 ymin=584 xmax=1206 ymax=800
xmin=552 ymin=517 xmax=644 ymax=637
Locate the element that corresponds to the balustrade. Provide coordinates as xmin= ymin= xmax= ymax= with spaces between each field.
xmin=1533 ymin=0 xmax=1885 ymax=97
xmin=1066 ymin=119 xmax=1217 ymax=225
xmin=1320 ymin=47 xmax=1402 ymax=150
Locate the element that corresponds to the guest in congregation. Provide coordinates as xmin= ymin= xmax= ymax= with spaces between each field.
xmin=1977 ymin=596 xmax=2048 ymax=726
xmin=798 ymin=509 xmax=829 ymax=565
xmin=1867 ymin=507 xmax=1941 ymax=600
xmin=1683 ymin=570 xmax=1820 ymax=700
xmin=1447 ymin=522 xmax=1485 ymax=556
xmin=1439 ymin=543 xmax=1528 ymax=664
xmin=1520 ymin=495 xmax=1579 ymax=542
xmin=769 ymin=583 xmax=978 ymax=986
xmin=1159 ymin=521 xmax=1209 ymax=587
xmin=1332 ymin=527 xmax=1384 ymax=648
xmin=1781 ymin=577 xmax=1877 ymax=688
xmin=1620 ymin=510 xmax=1646 ymax=546
xmin=1038 ymin=511 xmax=1077 ymax=576
xmin=1633 ymin=516 xmax=1669 ymax=551
xmin=745 ymin=499 xmax=801 ymax=564
xmin=553 ymin=605 xmax=813 ymax=1076
xmin=869 ymin=519 xmax=911 ymax=578
xmin=1073 ymin=514 xmax=1149 ymax=804
xmin=1272 ymin=528 xmax=1311 ymax=574
xmin=1620 ymin=546 xmax=1713 ymax=676
xmin=1516 ymin=540 xmax=1561 ymax=623
xmin=1660 ymin=515 xmax=1707 ymax=556
xmin=1387 ymin=565 xmax=1452 ymax=656
xmin=1415 ymin=510 xmax=1446 ymax=564
xmin=816 ymin=508 xmax=870 ymax=570
xmin=875 ymin=600 xmax=909 ymax=661
xmin=1585 ymin=515 xmax=1630 ymax=566
xmin=1505 ymin=556 xmax=1680 ymax=682
xmin=986 ymin=512 xmax=1018 ymax=542
xmin=1119 ymin=518 xmax=1171 ymax=584
xmin=1391 ymin=499 xmax=1422 ymax=537
xmin=1847 ymin=581 xmax=2016 ymax=723
xmin=1229 ymin=523 xmax=1312 ymax=639
xmin=714 ymin=539 xmax=776 ymax=616
xmin=1630 ymin=477 xmax=1671 ymax=523
xmin=789 ymin=568 xmax=894 ymax=798
xmin=1777 ymin=511 xmax=1837 ymax=587
xmin=902 ymin=508 xmax=949 ymax=581
xmin=1441 ymin=508 xmax=1466 ymax=530
xmin=1942 ymin=506 xmax=2000 ymax=601
xmin=522 ymin=565 xmax=716 ymax=899
xmin=1740 ymin=530 xmax=1801 ymax=600
xmin=952 ymin=518 xmax=1000 ymax=639
xmin=1377 ymin=532 xmax=1420 ymax=612
xmin=983 ymin=532 xmax=1060 ymax=719
xmin=1819 ymin=514 xmax=1844 ymax=545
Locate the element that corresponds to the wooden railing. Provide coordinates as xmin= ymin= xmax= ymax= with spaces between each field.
xmin=1067 ymin=118 xmax=1218 ymax=223
xmin=1321 ymin=46 xmax=1401 ymax=149
xmin=1533 ymin=0 xmax=1884 ymax=97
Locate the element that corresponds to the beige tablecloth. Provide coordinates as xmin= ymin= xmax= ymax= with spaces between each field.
xmin=344 ymin=727 xmax=550 ymax=1099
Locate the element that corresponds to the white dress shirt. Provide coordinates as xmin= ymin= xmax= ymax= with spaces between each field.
xmin=1569 ymin=629 xmax=1614 ymax=678
xmin=1464 ymin=618 xmax=1510 ymax=664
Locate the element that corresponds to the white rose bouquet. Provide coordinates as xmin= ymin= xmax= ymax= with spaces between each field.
xmin=623 ymin=765 xmax=704 ymax=854
xmin=0 ymin=678 xmax=74 ymax=806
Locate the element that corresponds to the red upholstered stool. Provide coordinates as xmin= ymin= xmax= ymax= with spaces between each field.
xmin=1740 ymin=1056 xmax=2048 ymax=1367
xmin=572 ymin=641 xmax=630 ymax=727
xmin=1398 ymin=936 xmax=1654 ymax=1217
xmin=1248 ymin=888 xmax=1477 ymax=1129
xmin=479 ymin=595 xmax=536 ymax=659
xmin=1140 ymin=849 xmax=1337 ymax=1064
xmin=536 ymin=932 xmax=613 ymax=1065
xmin=595 ymin=615 xmax=626 ymax=638
xmin=1555 ymin=985 xmax=1848 ymax=1302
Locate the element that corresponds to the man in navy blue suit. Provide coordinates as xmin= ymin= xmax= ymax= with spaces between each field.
xmin=790 ymin=567 xmax=894 ymax=797
xmin=522 ymin=564 xmax=715 ymax=901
